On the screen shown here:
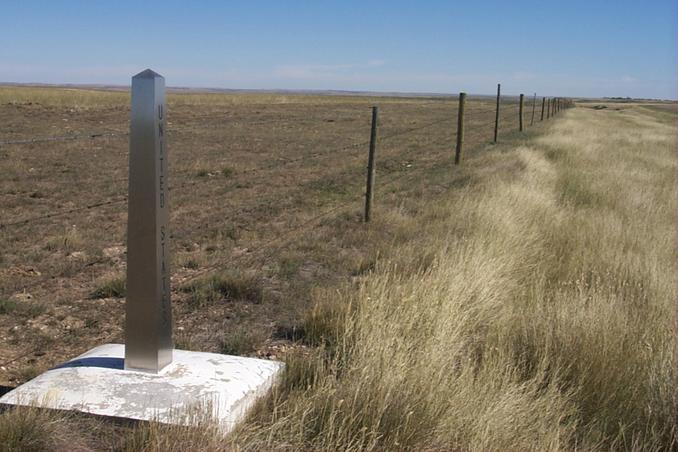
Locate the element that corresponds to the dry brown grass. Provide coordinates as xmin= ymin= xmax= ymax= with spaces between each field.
xmin=0 ymin=86 xmax=521 ymax=385
xmin=1 ymin=89 xmax=675 ymax=450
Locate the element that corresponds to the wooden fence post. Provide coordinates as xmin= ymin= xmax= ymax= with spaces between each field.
xmin=364 ymin=106 xmax=378 ymax=222
xmin=547 ymin=98 xmax=551 ymax=119
xmin=540 ymin=97 xmax=545 ymax=121
xmin=455 ymin=92 xmax=466 ymax=165
xmin=530 ymin=92 xmax=536 ymax=126
xmin=518 ymin=94 xmax=525 ymax=132
xmin=493 ymin=83 xmax=500 ymax=143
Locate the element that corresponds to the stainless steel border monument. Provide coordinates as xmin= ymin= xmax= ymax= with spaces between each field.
xmin=125 ymin=69 xmax=173 ymax=372
xmin=0 ymin=69 xmax=283 ymax=431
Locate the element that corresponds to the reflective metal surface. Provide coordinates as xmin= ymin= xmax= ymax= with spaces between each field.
xmin=125 ymin=69 xmax=172 ymax=372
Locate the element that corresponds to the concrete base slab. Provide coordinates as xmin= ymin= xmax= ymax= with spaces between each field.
xmin=0 ymin=344 xmax=283 ymax=432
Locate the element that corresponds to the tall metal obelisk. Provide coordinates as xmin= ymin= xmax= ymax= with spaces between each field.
xmin=125 ymin=69 xmax=173 ymax=372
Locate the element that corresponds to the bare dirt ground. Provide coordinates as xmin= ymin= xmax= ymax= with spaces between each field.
xmin=0 ymin=87 xmax=543 ymax=386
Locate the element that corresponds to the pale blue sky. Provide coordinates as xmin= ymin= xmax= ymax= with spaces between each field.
xmin=1 ymin=1 xmax=676 ymax=98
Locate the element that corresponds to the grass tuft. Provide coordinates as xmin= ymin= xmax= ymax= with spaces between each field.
xmin=0 ymin=298 xmax=18 ymax=315
xmin=218 ymin=328 xmax=266 ymax=356
xmin=0 ymin=298 xmax=46 ymax=318
xmin=90 ymin=275 xmax=126 ymax=299
xmin=43 ymin=226 xmax=83 ymax=253
xmin=182 ymin=272 xmax=263 ymax=308
xmin=0 ymin=407 xmax=90 ymax=452
xmin=221 ymin=166 xmax=234 ymax=177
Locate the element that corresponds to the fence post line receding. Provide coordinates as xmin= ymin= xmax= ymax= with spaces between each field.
xmin=455 ymin=92 xmax=466 ymax=165
xmin=493 ymin=83 xmax=500 ymax=143
xmin=540 ymin=97 xmax=545 ymax=121
xmin=530 ymin=92 xmax=536 ymax=126
xmin=519 ymin=94 xmax=524 ymax=132
xmin=364 ymin=106 xmax=378 ymax=222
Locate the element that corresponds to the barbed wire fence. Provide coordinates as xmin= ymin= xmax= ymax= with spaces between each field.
xmin=0 ymin=90 xmax=573 ymax=371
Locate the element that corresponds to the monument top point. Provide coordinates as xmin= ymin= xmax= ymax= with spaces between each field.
xmin=133 ymin=69 xmax=163 ymax=79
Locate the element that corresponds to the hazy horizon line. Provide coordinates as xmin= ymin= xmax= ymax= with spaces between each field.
xmin=1 ymin=81 xmax=675 ymax=101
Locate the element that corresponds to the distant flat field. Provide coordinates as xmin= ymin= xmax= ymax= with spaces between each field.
xmin=0 ymin=86 xmax=593 ymax=385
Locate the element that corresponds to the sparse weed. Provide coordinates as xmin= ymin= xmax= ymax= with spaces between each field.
xmin=182 ymin=272 xmax=263 ymax=308
xmin=90 ymin=275 xmax=126 ymax=299
xmin=218 ymin=328 xmax=266 ymax=356
xmin=43 ymin=226 xmax=83 ymax=253
xmin=0 ymin=298 xmax=17 ymax=315
xmin=0 ymin=298 xmax=46 ymax=318
xmin=276 ymin=254 xmax=302 ymax=279
xmin=221 ymin=166 xmax=234 ymax=177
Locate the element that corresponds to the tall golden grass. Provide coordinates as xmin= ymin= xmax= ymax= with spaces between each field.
xmin=227 ymin=105 xmax=677 ymax=450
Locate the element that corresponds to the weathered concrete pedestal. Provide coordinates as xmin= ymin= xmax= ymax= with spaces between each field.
xmin=0 ymin=344 xmax=283 ymax=433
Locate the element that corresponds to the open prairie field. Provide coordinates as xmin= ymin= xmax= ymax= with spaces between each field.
xmin=1 ymin=88 xmax=676 ymax=450
xmin=0 ymin=86 xmax=527 ymax=386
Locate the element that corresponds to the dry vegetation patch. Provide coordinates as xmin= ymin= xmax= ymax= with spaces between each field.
xmin=1 ymin=90 xmax=676 ymax=450
xmin=0 ymin=87 xmax=520 ymax=384
xmin=225 ymin=104 xmax=677 ymax=450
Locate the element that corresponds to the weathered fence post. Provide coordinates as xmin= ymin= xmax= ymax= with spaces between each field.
xmin=518 ymin=94 xmax=525 ymax=132
xmin=493 ymin=83 xmax=500 ymax=143
xmin=126 ymin=69 xmax=172 ymax=373
xmin=455 ymin=92 xmax=466 ymax=165
xmin=530 ymin=93 xmax=536 ymax=125
xmin=547 ymin=98 xmax=551 ymax=119
xmin=541 ymin=97 xmax=545 ymax=121
xmin=364 ymin=106 xmax=378 ymax=223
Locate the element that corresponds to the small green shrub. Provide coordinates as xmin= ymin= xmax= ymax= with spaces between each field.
xmin=0 ymin=298 xmax=17 ymax=315
xmin=0 ymin=298 xmax=46 ymax=318
xmin=219 ymin=328 xmax=265 ymax=356
xmin=90 ymin=275 xmax=126 ymax=299
xmin=277 ymin=255 xmax=301 ymax=279
xmin=182 ymin=272 xmax=263 ymax=309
